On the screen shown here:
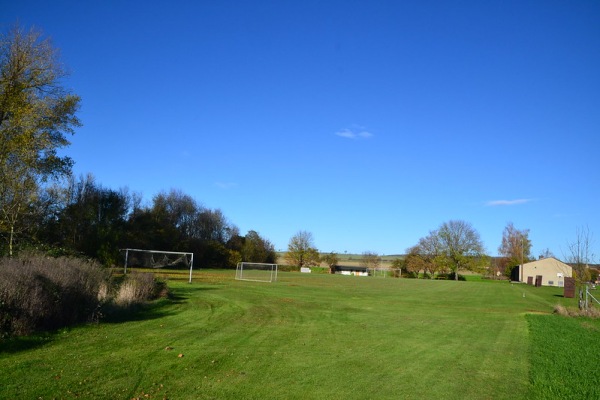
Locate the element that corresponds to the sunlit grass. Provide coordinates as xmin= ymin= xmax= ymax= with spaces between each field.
xmin=0 ymin=271 xmax=593 ymax=399
xmin=527 ymin=314 xmax=600 ymax=399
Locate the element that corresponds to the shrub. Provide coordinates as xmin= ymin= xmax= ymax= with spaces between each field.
xmin=114 ymin=272 xmax=169 ymax=307
xmin=390 ymin=268 xmax=402 ymax=278
xmin=405 ymin=271 xmax=419 ymax=279
xmin=554 ymin=304 xmax=600 ymax=318
xmin=0 ymin=255 xmax=109 ymax=337
xmin=278 ymin=264 xmax=299 ymax=272
xmin=436 ymin=272 xmax=466 ymax=281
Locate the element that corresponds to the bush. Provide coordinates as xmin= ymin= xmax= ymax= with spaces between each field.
xmin=114 ymin=272 xmax=168 ymax=307
xmin=554 ymin=304 xmax=600 ymax=318
xmin=0 ymin=255 xmax=109 ymax=337
xmin=436 ymin=272 xmax=466 ymax=281
xmin=278 ymin=264 xmax=299 ymax=272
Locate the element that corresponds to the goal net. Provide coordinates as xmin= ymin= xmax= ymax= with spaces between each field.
xmin=236 ymin=262 xmax=278 ymax=283
xmin=370 ymin=267 xmax=391 ymax=277
xmin=122 ymin=248 xmax=195 ymax=283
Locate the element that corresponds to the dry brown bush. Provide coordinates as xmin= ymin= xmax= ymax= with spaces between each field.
xmin=0 ymin=255 xmax=109 ymax=336
xmin=553 ymin=304 xmax=600 ymax=318
xmin=114 ymin=272 xmax=166 ymax=307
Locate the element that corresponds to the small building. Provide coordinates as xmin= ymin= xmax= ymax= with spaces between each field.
xmin=510 ymin=257 xmax=572 ymax=287
xmin=334 ymin=265 xmax=369 ymax=276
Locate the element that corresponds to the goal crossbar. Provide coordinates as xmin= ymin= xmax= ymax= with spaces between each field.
xmin=122 ymin=248 xmax=195 ymax=283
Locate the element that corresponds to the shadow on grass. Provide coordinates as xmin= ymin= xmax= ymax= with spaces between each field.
xmin=102 ymin=284 xmax=219 ymax=324
xmin=0 ymin=334 xmax=53 ymax=354
xmin=101 ymin=298 xmax=176 ymax=324
xmin=169 ymin=284 xmax=217 ymax=302
xmin=0 ymin=300 xmax=177 ymax=354
xmin=0 ymin=285 xmax=219 ymax=354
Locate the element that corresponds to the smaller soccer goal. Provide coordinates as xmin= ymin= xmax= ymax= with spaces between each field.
xmin=236 ymin=262 xmax=278 ymax=283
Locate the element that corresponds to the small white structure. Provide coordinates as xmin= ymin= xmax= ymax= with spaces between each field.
xmin=300 ymin=267 xmax=312 ymax=273
xmin=511 ymin=257 xmax=572 ymax=287
xmin=335 ymin=265 xmax=370 ymax=276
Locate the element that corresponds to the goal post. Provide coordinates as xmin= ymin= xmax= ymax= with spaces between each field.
xmin=122 ymin=248 xmax=195 ymax=283
xmin=236 ymin=262 xmax=278 ymax=283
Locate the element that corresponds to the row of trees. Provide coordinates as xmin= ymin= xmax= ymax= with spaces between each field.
xmin=285 ymin=221 xmax=575 ymax=282
xmin=309 ymin=220 xmax=592 ymax=285
xmin=283 ymin=223 xmax=491 ymax=279
xmin=2 ymin=173 xmax=277 ymax=267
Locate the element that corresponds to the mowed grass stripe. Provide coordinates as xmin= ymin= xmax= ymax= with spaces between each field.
xmin=0 ymin=271 xmax=574 ymax=399
xmin=527 ymin=314 xmax=600 ymax=399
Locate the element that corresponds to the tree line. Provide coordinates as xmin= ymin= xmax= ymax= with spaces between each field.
xmin=286 ymin=221 xmax=554 ymax=281
xmin=3 ymin=172 xmax=277 ymax=267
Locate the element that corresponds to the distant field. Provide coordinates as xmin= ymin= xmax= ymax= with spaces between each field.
xmin=276 ymin=252 xmax=401 ymax=267
xmin=1 ymin=270 xmax=598 ymax=399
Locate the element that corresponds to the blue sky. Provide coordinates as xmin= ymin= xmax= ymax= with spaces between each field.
xmin=3 ymin=1 xmax=599 ymax=258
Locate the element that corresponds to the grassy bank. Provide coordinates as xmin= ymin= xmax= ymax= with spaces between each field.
xmin=0 ymin=270 xmax=594 ymax=399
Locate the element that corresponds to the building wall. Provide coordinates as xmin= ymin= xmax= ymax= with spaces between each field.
xmin=520 ymin=258 xmax=572 ymax=287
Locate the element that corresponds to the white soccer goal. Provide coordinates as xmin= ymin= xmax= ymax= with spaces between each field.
xmin=370 ymin=267 xmax=391 ymax=277
xmin=236 ymin=262 xmax=278 ymax=283
xmin=122 ymin=248 xmax=195 ymax=283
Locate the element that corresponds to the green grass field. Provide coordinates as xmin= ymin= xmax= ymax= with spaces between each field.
xmin=1 ymin=270 xmax=598 ymax=399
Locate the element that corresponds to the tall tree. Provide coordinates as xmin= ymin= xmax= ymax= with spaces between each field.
xmin=390 ymin=257 xmax=405 ymax=278
xmin=322 ymin=252 xmax=339 ymax=274
xmin=437 ymin=220 xmax=487 ymax=280
xmin=242 ymin=230 xmax=276 ymax=263
xmin=0 ymin=25 xmax=80 ymax=256
xmin=361 ymin=251 xmax=381 ymax=273
xmin=405 ymin=233 xmax=445 ymax=279
xmin=285 ymin=230 xmax=319 ymax=269
xmin=46 ymin=174 xmax=130 ymax=264
xmin=498 ymin=222 xmax=532 ymax=276
xmin=151 ymin=189 xmax=199 ymax=239
xmin=404 ymin=245 xmax=427 ymax=278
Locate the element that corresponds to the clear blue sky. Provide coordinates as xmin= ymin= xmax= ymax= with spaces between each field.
xmin=3 ymin=1 xmax=599 ymax=258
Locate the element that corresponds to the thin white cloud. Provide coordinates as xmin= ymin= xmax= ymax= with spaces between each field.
xmin=335 ymin=127 xmax=374 ymax=139
xmin=335 ymin=129 xmax=356 ymax=139
xmin=486 ymin=199 xmax=533 ymax=206
xmin=215 ymin=182 xmax=237 ymax=189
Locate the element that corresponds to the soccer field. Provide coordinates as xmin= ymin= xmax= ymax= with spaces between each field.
xmin=0 ymin=270 xmax=595 ymax=399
